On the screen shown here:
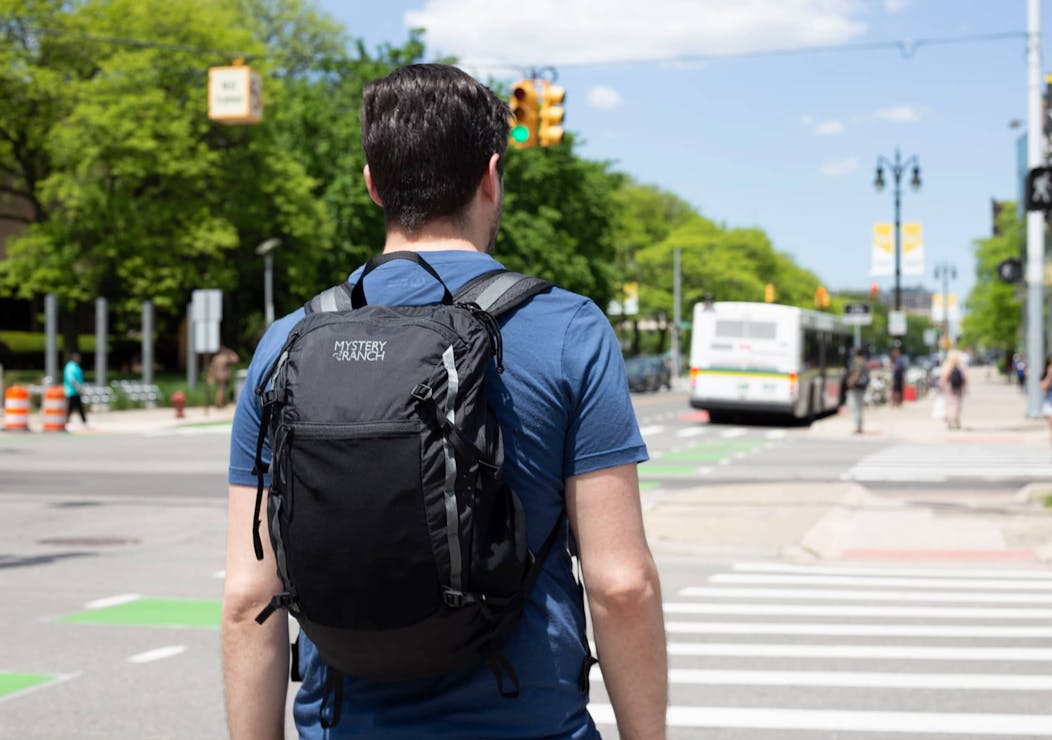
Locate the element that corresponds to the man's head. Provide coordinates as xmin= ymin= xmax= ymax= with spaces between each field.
xmin=360 ymin=64 xmax=510 ymax=244
xmin=70 ymin=352 xmax=81 ymax=364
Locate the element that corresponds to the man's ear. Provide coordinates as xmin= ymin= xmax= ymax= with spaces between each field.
xmin=479 ymin=153 xmax=501 ymax=203
xmin=364 ymin=165 xmax=383 ymax=207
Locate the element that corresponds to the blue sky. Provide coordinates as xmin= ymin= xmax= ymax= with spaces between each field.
xmin=317 ymin=1 xmax=1050 ymax=309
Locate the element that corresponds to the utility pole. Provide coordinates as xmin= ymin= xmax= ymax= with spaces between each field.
xmin=874 ymin=150 xmax=922 ymax=312
xmin=934 ymin=261 xmax=956 ymax=349
xmin=1025 ymin=0 xmax=1044 ymax=416
xmin=671 ymin=248 xmax=682 ymax=381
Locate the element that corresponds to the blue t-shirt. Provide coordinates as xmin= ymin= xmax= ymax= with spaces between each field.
xmin=62 ymin=361 xmax=83 ymax=398
xmin=228 ymin=251 xmax=648 ymax=739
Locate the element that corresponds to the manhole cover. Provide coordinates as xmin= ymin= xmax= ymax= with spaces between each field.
xmin=37 ymin=536 xmax=139 ymax=547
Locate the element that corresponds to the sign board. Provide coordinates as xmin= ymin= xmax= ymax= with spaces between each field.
xmin=888 ymin=310 xmax=907 ymax=336
xmin=901 ymin=222 xmax=924 ymax=276
xmin=1025 ymin=166 xmax=1052 ymax=211
xmin=923 ymin=328 xmax=937 ymax=347
xmin=208 ymin=66 xmax=263 ymax=124
xmin=193 ymin=321 xmax=220 ymax=355
xmin=191 ymin=289 xmax=222 ymax=323
xmin=871 ymin=223 xmax=894 ymax=277
xmin=842 ymin=302 xmax=873 ymax=326
xmin=191 ymin=289 xmax=222 ymax=354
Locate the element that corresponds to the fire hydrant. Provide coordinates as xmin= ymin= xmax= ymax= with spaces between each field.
xmin=171 ymin=390 xmax=186 ymax=419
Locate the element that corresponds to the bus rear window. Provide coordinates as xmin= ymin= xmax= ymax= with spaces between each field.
xmin=715 ymin=319 xmax=777 ymax=340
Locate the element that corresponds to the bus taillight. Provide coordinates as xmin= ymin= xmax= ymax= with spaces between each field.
xmin=690 ymin=367 xmax=699 ymax=387
xmin=788 ymin=372 xmax=797 ymax=394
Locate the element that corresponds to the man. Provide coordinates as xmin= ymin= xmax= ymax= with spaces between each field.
xmin=847 ymin=347 xmax=868 ymax=434
xmin=63 ymin=351 xmax=88 ymax=426
xmin=222 ymin=64 xmax=667 ymax=740
xmin=207 ymin=346 xmax=240 ymax=409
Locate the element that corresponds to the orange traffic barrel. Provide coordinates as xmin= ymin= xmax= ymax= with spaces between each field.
xmin=3 ymin=385 xmax=30 ymax=431
xmin=42 ymin=385 xmax=67 ymax=432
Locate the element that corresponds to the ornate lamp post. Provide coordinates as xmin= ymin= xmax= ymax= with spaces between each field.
xmin=873 ymin=149 xmax=922 ymax=311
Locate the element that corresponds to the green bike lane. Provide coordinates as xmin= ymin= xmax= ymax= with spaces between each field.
xmin=639 ymin=434 xmax=775 ymax=488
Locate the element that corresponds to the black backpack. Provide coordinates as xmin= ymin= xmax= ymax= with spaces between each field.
xmin=949 ymin=365 xmax=964 ymax=389
xmin=250 ymin=252 xmax=562 ymax=726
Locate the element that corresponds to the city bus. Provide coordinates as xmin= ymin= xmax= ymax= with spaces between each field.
xmin=688 ymin=301 xmax=852 ymax=424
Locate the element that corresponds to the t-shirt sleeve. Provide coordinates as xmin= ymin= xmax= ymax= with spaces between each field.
xmin=561 ymin=300 xmax=649 ymax=477
xmin=228 ymin=311 xmax=303 ymax=487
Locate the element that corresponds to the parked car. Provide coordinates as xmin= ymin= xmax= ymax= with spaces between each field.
xmin=624 ymin=355 xmax=672 ymax=393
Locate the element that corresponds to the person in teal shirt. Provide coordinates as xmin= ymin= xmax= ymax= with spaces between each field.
xmin=63 ymin=352 xmax=88 ymax=425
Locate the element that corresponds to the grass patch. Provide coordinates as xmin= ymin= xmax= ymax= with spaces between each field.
xmin=1042 ymin=495 xmax=1052 ymax=509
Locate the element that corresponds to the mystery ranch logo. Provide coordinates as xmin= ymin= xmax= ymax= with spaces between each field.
xmin=333 ymin=339 xmax=387 ymax=363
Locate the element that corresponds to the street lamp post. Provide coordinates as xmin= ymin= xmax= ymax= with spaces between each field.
xmin=934 ymin=261 xmax=956 ymax=349
xmin=873 ymin=149 xmax=922 ymax=311
xmin=255 ymin=238 xmax=281 ymax=327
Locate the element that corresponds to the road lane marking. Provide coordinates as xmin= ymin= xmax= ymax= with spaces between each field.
xmin=678 ymin=586 xmax=1052 ymax=603
xmin=592 ymin=668 xmax=1052 ymax=690
xmin=710 ymin=573 xmax=1052 ymax=590
xmin=589 ymin=705 xmax=1052 ymax=735
xmin=666 ymin=642 xmax=1052 ymax=660
xmin=663 ymin=602 xmax=1052 ymax=618
xmin=84 ymin=594 xmax=141 ymax=609
xmin=765 ymin=429 xmax=787 ymax=439
xmin=638 ymin=425 xmax=665 ymax=437
xmin=732 ymin=562 xmax=1052 ymax=579
xmin=663 ymin=621 xmax=1052 ymax=638
xmin=127 ymin=645 xmax=187 ymax=664
xmin=675 ymin=427 xmax=707 ymax=438
xmin=0 ymin=672 xmax=78 ymax=703
xmin=59 ymin=598 xmax=221 ymax=628
xmin=719 ymin=428 xmax=747 ymax=438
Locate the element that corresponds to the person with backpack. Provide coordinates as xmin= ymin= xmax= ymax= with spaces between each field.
xmin=940 ymin=349 xmax=967 ymax=430
xmin=846 ymin=347 xmax=869 ymax=434
xmin=221 ymin=64 xmax=667 ymax=740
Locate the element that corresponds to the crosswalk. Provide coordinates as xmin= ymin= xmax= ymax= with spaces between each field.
xmin=845 ymin=443 xmax=1052 ymax=482
xmin=589 ymin=561 xmax=1052 ymax=738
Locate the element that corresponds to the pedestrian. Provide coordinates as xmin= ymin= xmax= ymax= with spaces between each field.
xmin=890 ymin=346 xmax=906 ymax=407
xmin=1041 ymin=356 xmax=1052 ymax=446
xmin=1015 ymin=354 xmax=1027 ymax=393
xmin=62 ymin=351 xmax=88 ymax=427
xmin=207 ymin=346 xmax=239 ymax=408
xmin=221 ymin=64 xmax=667 ymax=740
xmin=940 ymin=349 xmax=968 ymax=429
xmin=847 ymin=347 xmax=869 ymax=434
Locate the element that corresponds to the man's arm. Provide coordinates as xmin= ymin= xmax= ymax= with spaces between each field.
xmin=567 ymin=463 xmax=667 ymax=740
xmin=221 ymin=484 xmax=289 ymax=740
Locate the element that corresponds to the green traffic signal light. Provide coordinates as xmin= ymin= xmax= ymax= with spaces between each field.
xmin=510 ymin=125 xmax=530 ymax=143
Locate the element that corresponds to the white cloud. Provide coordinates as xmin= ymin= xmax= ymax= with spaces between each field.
xmin=799 ymin=114 xmax=815 ymax=126
xmin=587 ymin=85 xmax=624 ymax=109
xmin=820 ymin=157 xmax=859 ymax=176
xmin=874 ymin=105 xmax=921 ymax=123
xmin=813 ymin=119 xmax=845 ymax=136
xmin=404 ymin=0 xmax=868 ymax=67
xmin=884 ymin=0 xmax=911 ymax=13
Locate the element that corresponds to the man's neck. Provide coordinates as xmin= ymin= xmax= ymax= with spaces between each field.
xmin=382 ymin=225 xmax=483 ymax=255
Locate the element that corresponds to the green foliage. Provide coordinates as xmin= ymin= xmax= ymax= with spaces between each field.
xmin=961 ymin=203 xmax=1022 ymax=352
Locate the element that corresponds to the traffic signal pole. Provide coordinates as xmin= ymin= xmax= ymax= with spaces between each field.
xmin=1026 ymin=0 xmax=1044 ymax=416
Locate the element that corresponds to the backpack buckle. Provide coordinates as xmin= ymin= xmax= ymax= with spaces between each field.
xmin=443 ymin=588 xmax=475 ymax=608
xmin=411 ymin=383 xmax=433 ymax=401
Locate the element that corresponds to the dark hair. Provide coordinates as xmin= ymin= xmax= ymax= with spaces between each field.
xmin=360 ymin=64 xmax=510 ymax=232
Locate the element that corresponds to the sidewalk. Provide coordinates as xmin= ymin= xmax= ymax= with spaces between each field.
xmin=9 ymin=403 xmax=236 ymax=435
xmin=648 ymin=371 xmax=1052 ymax=565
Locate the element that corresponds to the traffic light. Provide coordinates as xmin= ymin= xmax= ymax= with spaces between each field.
xmin=764 ymin=283 xmax=775 ymax=303
xmin=870 ymin=282 xmax=879 ymax=301
xmin=538 ymin=82 xmax=565 ymax=147
xmin=814 ymin=286 xmax=829 ymax=309
xmin=509 ymin=80 xmax=538 ymax=149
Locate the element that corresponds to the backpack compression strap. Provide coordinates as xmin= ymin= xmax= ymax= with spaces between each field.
xmin=304 ymin=282 xmax=355 ymax=314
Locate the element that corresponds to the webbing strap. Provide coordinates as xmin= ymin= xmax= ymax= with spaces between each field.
xmin=320 ymin=667 xmax=344 ymax=729
xmin=251 ymin=404 xmax=272 ymax=561
xmin=473 ymin=272 xmax=529 ymax=313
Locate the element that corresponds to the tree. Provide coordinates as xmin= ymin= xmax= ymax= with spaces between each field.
xmin=961 ymin=203 xmax=1022 ymax=356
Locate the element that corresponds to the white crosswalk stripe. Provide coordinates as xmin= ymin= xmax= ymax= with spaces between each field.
xmin=591 ymin=560 xmax=1052 ymax=738
xmin=844 ymin=443 xmax=1052 ymax=481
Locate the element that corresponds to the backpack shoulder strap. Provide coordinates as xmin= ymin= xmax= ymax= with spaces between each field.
xmin=454 ymin=269 xmax=552 ymax=318
xmin=304 ymin=281 xmax=355 ymax=315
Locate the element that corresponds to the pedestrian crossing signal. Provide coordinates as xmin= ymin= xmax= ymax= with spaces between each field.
xmin=509 ymin=80 xmax=538 ymax=149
